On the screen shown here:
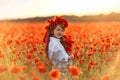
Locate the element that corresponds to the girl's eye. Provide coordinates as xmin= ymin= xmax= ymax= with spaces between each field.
xmin=57 ymin=29 xmax=61 ymax=31
xmin=57 ymin=29 xmax=64 ymax=31
xmin=57 ymin=29 xmax=60 ymax=31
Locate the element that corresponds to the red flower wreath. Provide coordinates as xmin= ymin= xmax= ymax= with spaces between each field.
xmin=45 ymin=16 xmax=68 ymax=30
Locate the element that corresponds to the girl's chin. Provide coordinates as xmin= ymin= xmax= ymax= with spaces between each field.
xmin=56 ymin=36 xmax=62 ymax=39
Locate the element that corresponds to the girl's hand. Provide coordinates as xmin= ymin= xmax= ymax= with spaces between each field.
xmin=68 ymin=54 xmax=74 ymax=60
xmin=70 ymin=54 xmax=74 ymax=58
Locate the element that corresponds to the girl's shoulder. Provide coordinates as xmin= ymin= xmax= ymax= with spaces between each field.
xmin=49 ymin=37 xmax=60 ymax=44
xmin=49 ymin=40 xmax=57 ymax=46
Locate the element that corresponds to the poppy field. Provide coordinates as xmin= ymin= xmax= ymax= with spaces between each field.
xmin=0 ymin=21 xmax=120 ymax=80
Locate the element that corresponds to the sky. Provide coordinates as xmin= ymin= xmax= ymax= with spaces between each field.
xmin=0 ymin=0 xmax=120 ymax=20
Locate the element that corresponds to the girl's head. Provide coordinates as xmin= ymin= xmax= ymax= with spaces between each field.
xmin=44 ymin=16 xmax=68 ymax=41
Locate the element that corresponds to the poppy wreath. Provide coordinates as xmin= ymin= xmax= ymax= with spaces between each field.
xmin=45 ymin=16 xmax=68 ymax=30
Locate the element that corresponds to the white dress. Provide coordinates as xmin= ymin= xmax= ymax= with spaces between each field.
xmin=48 ymin=37 xmax=71 ymax=72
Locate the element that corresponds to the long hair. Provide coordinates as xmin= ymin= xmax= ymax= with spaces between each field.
xmin=44 ymin=16 xmax=68 ymax=59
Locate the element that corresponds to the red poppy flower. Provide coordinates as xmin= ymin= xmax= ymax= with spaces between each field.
xmin=102 ymin=75 xmax=109 ymax=80
xmin=37 ymin=65 xmax=46 ymax=74
xmin=69 ymin=66 xmax=82 ymax=78
xmin=49 ymin=69 xmax=61 ymax=80
xmin=0 ymin=64 xmax=8 ymax=73
xmin=11 ymin=65 xmax=22 ymax=73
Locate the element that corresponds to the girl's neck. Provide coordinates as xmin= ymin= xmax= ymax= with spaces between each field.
xmin=51 ymin=36 xmax=61 ymax=40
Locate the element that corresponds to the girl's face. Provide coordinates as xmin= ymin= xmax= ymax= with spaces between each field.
xmin=53 ymin=25 xmax=64 ymax=39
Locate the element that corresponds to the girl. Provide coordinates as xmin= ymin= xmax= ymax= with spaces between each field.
xmin=44 ymin=16 xmax=74 ymax=80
